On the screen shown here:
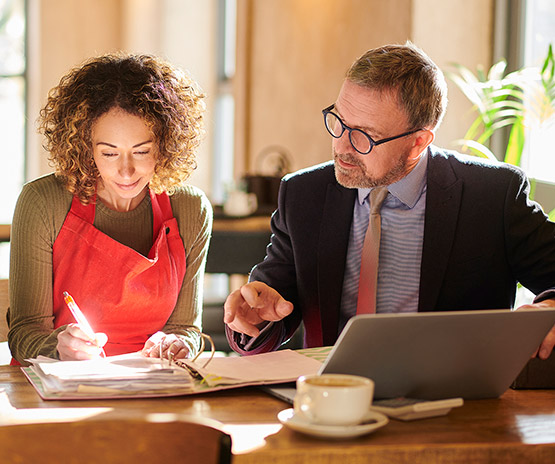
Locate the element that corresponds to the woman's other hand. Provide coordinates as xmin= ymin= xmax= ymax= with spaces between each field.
xmin=142 ymin=331 xmax=190 ymax=360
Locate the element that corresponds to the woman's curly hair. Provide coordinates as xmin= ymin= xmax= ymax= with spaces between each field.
xmin=39 ymin=52 xmax=206 ymax=203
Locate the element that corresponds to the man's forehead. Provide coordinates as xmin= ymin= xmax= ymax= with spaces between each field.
xmin=335 ymin=80 xmax=407 ymax=130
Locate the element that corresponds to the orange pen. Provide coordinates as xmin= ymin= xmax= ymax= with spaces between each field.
xmin=63 ymin=291 xmax=106 ymax=357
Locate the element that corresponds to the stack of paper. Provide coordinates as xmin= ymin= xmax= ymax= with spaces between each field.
xmin=22 ymin=349 xmax=324 ymax=400
xmin=26 ymin=353 xmax=195 ymax=395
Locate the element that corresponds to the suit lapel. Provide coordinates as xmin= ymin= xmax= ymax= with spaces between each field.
xmin=418 ymin=152 xmax=463 ymax=311
xmin=318 ymin=182 xmax=356 ymax=345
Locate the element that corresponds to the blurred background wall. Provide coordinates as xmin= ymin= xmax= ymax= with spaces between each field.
xmin=5 ymin=0 xmax=555 ymax=279
xmin=24 ymin=0 xmax=494 ymax=199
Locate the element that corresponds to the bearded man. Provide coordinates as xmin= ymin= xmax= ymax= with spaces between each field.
xmin=223 ymin=43 xmax=555 ymax=359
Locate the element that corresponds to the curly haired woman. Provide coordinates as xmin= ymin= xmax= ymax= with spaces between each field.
xmin=8 ymin=53 xmax=212 ymax=365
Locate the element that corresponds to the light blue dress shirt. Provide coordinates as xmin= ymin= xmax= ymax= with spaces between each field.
xmin=338 ymin=152 xmax=428 ymax=333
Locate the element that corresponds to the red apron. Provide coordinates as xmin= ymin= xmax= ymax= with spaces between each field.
xmin=51 ymin=189 xmax=186 ymax=355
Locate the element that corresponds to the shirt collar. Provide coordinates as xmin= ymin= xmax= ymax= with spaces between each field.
xmin=356 ymin=150 xmax=428 ymax=208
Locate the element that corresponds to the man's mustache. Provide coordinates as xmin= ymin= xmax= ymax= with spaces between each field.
xmin=334 ymin=151 xmax=363 ymax=168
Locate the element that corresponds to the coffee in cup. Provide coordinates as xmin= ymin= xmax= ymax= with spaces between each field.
xmin=294 ymin=374 xmax=374 ymax=426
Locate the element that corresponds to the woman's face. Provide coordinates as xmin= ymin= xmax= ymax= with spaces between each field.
xmin=92 ymin=107 xmax=157 ymax=212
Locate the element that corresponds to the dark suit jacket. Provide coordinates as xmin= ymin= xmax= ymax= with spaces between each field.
xmin=227 ymin=146 xmax=555 ymax=353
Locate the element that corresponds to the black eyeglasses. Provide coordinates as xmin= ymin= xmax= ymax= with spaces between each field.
xmin=322 ymin=104 xmax=421 ymax=155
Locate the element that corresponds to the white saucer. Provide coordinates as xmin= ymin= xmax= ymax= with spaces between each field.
xmin=277 ymin=408 xmax=389 ymax=439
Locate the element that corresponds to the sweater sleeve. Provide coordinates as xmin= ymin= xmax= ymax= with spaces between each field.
xmin=162 ymin=186 xmax=213 ymax=356
xmin=8 ymin=175 xmax=72 ymax=364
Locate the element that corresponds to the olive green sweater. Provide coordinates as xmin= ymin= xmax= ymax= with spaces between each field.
xmin=8 ymin=173 xmax=212 ymax=364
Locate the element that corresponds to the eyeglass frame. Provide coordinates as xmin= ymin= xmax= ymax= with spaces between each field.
xmin=322 ymin=104 xmax=422 ymax=155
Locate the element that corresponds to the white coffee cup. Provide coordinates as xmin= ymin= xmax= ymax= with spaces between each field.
xmin=223 ymin=190 xmax=258 ymax=217
xmin=293 ymin=374 xmax=374 ymax=426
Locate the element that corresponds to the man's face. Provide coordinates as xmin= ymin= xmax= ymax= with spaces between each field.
xmin=332 ymin=80 xmax=420 ymax=188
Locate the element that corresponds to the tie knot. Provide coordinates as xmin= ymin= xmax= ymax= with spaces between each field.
xmin=369 ymin=186 xmax=388 ymax=215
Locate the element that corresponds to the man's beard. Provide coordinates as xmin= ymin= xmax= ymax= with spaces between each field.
xmin=333 ymin=150 xmax=409 ymax=188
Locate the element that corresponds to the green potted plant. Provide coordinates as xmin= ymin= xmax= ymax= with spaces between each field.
xmin=446 ymin=44 xmax=555 ymax=220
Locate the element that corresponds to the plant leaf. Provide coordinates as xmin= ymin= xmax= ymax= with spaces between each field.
xmin=453 ymin=139 xmax=498 ymax=160
xmin=487 ymin=59 xmax=508 ymax=80
xmin=504 ymin=118 xmax=525 ymax=166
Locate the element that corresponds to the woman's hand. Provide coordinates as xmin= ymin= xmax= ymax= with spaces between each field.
xmin=57 ymin=324 xmax=108 ymax=361
xmin=142 ymin=331 xmax=190 ymax=360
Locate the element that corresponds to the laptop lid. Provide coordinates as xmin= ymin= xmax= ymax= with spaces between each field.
xmin=319 ymin=308 xmax=555 ymax=400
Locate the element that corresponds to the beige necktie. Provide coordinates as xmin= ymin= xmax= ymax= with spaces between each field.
xmin=356 ymin=186 xmax=389 ymax=314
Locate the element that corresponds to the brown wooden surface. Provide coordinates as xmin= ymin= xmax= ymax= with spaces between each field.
xmin=0 ymin=219 xmax=271 ymax=243
xmin=212 ymin=215 xmax=271 ymax=232
xmin=2 ymin=366 xmax=555 ymax=463
xmin=0 ymin=279 xmax=8 ymax=341
xmin=0 ymin=221 xmax=272 ymax=239
xmin=0 ymin=224 xmax=9 ymax=242
xmin=0 ymin=218 xmax=270 ymax=239
xmin=0 ymin=418 xmax=231 ymax=464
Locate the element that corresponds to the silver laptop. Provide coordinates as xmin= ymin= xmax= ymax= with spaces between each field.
xmin=319 ymin=308 xmax=555 ymax=400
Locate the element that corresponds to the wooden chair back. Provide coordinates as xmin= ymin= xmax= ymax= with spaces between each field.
xmin=0 ymin=417 xmax=232 ymax=464
xmin=0 ymin=279 xmax=8 ymax=342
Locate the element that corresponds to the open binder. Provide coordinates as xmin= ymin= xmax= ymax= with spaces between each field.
xmin=21 ymin=347 xmax=329 ymax=401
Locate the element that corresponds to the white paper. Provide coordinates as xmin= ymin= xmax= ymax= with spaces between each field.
xmin=184 ymin=349 xmax=322 ymax=383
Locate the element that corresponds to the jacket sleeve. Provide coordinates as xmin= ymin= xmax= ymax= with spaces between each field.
xmin=504 ymin=166 xmax=555 ymax=297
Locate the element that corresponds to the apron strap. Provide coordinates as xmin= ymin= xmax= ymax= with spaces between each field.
xmin=68 ymin=195 xmax=96 ymax=224
xmin=150 ymin=190 xmax=173 ymax=238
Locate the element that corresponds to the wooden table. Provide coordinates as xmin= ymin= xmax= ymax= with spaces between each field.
xmin=1 ymin=366 xmax=555 ymax=463
xmin=0 ymin=224 xmax=9 ymax=243
xmin=1 ymin=217 xmax=272 ymax=243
